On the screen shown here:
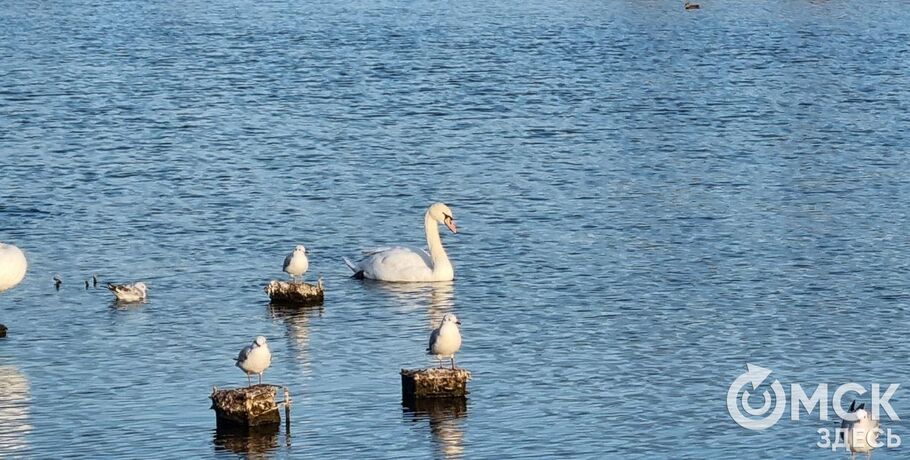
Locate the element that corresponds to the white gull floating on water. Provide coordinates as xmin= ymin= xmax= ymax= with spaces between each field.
xmin=840 ymin=400 xmax=880 ymax=453
xmin=428 ymin=313 xmax=462 ymax=369
xmin=283 ymin=245 xmax=309 ymax=281
xmin=107 ymin=282 xmax=147 ymax=302
xmin=235 ymin=336 xmax=271 ymax=386
xmin=0 ymin=242 xmax=27 ymax=292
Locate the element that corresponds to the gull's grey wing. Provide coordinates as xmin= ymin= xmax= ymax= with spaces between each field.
xmin=236 ymin=344 xmax=252 ymax=363
xmin=282 ymin=253 xmax=294 ymax=271
xmin=107 ymin=283 xmax=127 ymax=294
xmin=427 ymin=328 xmax=440 ymax=353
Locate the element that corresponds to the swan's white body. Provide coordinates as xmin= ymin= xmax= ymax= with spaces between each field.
xmin=283 ymin=245 xmax=309 ymax=280
xmin=236 ymin=336 xmax=272 ymax=386
xmin=0 ymin=243 xmax=27 ymax=292
xmin=428 ymin=313 xmax=462 ymax=368
xmin=107 ymin=282 xmax=147 ymax=302
xmin=344 ymin=203 xmax=457 ymax=282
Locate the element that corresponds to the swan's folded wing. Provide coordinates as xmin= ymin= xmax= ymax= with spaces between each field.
xmin=360 ymin=247 xmax=400 ymax=257
xmin=359 ymin=247 xmax=434 ymax=280
xmin=373 ymin=247 xmax=432 ymax=267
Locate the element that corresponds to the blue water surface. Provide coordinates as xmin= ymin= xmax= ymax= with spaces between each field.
xmin=2 ymin=0 xmax=910 ymax=458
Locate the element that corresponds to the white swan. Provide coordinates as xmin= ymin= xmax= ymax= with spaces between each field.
xmin=0 ymin=242 xmax=27 ymax=292
xmin=344 ymin=203 xmax=457 ymax=282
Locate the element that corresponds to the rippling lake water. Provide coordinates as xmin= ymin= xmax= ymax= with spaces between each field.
xmin=3 ymin=0 xmax=910 ymax=458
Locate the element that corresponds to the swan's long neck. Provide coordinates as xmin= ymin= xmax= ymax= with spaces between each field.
xmin=424 ymin=212 xmax=452 ymax=275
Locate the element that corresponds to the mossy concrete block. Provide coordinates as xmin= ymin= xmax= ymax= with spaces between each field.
xmin=264 ymin=279 xmax=324 ymax=306
xmin=211 ymin=385 xmax=281 ymax=427
xmin=401 ymin=368 xmax=471 ymax=400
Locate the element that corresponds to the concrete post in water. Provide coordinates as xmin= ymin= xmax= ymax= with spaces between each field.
xmin=400 ymin=368 xmax=471 ymax=401
xmin=264 ymin=277 xmax=324 ymax=306
xmin=210 ymin=384 xmax=286 ymax=427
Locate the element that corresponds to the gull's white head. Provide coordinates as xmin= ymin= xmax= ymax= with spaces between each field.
xmin=254 ymin=336 xmax=268 ymax=347
xmin=855 ymin=408 xmax=869 ymax=421
xmin=427 ymin=202 xmax=457 ymax=234
xmin=440 ymin=313 xmax=461 ymax=326
xmin=294 ymin=245 xmax=306 ymax=253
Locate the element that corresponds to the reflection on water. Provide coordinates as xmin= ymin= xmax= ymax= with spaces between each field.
xmin=108 ymin=300 xmax=146 ymax=311
xmin=0 ymin=365 xmax=31 ymax=457
xmin=360 ymin=281 xmax=455 ymax=329
xmin=403 ymin=398 xmax=467 ymax=460
xmin=212 ymin=424 xmax=282 ymax=460
xmin=268 ymin=303 xmax=323 ymax=365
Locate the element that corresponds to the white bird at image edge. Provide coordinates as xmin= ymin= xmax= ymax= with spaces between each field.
xmin=0 ymin=242 xmax=27 ymax=292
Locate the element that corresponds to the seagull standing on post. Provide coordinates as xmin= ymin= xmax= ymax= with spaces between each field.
xmin=235 ymin=336 xmax=272 ymax=386
xmin=283 ymin=245 xmax=309 ymax=282
xmin=427 ymin=313 xmax=462 ymax=369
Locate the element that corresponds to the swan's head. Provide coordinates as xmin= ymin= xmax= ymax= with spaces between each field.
xmin=254 ymin=336 xmax=268 ymax=347
xmin=294 ymin=245 xmax=306 ymax=253
xmin=427 ymin=202 xmax=457 ymax=234
xmin=441 ymin=313 xmax=461 ymax=326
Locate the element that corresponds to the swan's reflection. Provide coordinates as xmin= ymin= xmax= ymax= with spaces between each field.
xmin=268 ymin=303 xmax=323 ymax=365
xmin=0 ymin=365 xmax=31 ymax=457
xmin=212 ymin=424 xmax=281 ymax=460
xmin=403 ymin=398 xmax=467 ymax=459
xmin=361 ymin=280 xmax=455 ymax=329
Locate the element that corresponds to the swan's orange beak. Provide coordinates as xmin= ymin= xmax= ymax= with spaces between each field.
xmin=444 ymin=217 xmax=457 ymax=234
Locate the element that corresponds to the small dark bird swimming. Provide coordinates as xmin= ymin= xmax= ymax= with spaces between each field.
xmin=53 ymin=275 xmax=62 ymax=291
xmin=685 ymin=1 xmax=700 ymax=9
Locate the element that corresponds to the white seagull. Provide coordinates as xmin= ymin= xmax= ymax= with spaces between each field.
xmin=235 ymin=336 xmax=272 ymax=386
xmin=0 ymin=242 xmax=27 ymax=292
xmin=428 ymin=313 xmax=462 ymax=369
xmin=107 ymin=282 xmax=147 ymax=302
xmin=840 ymin=400 xmax=880 ymax=453
xmin=344 ymin=203 xmax=458 ymax=282
xmin=283 ymin=245 xmax=309 ymax=281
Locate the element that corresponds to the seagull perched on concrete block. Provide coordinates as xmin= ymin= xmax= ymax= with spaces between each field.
xmin=428 ymin=313 xmax=462 ymax=369
xmin=283 ymin=245 xmax=309 ymax=282
xmin=236 ymin=336 xmax=272 ymax=386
